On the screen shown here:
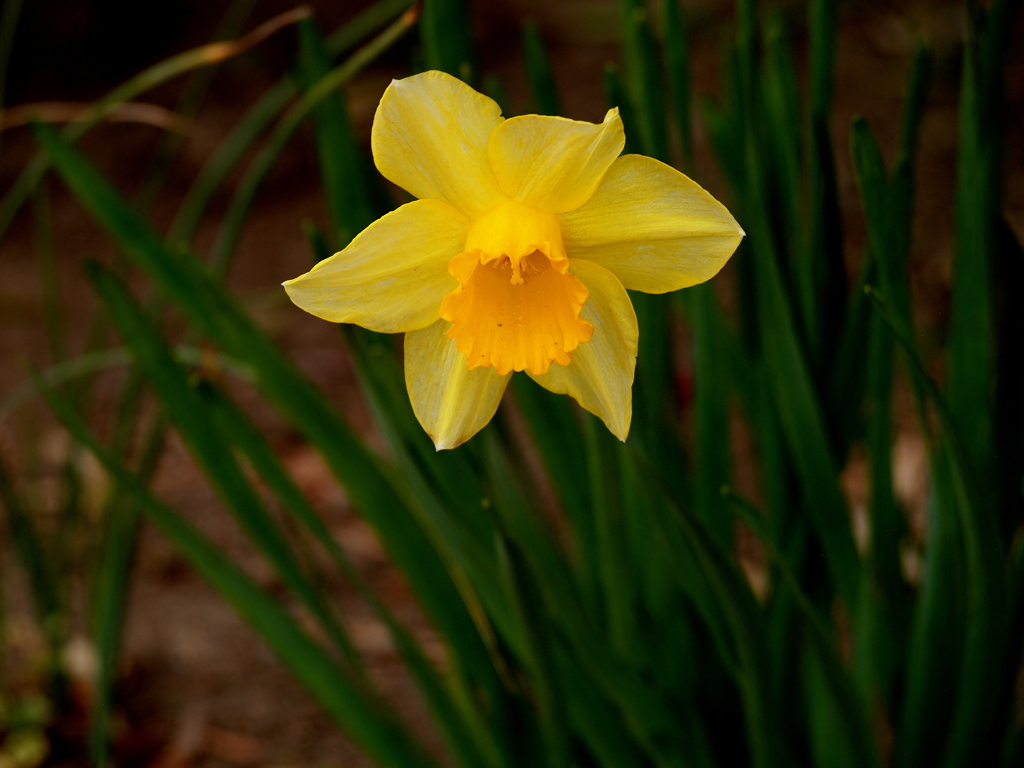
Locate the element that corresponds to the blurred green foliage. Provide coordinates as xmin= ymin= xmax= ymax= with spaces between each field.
xmin=1 ymin=0 xmax=1023 ymax=766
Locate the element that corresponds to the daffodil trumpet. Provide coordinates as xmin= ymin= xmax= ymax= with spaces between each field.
xmin=284 ymin=71 xmax=743 ymax=450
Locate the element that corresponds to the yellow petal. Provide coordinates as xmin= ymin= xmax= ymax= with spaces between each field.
xmin=528 ymin=259 xmax=637 ymax=441
xmin=559 ymin=155 xmax=744 ymax=293
xmin=488 ymin=109 xmax=624 ymax=213
xmin=371 ymin=71 xmax=506 ymax=218
xmin=283 ymin=199 xmax=466 ymax=333
xmin=405 ymin=319 xmax=512 ymax=450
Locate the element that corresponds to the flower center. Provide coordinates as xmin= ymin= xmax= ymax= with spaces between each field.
xmin=439 ymin=199 xmax=593 ymax=376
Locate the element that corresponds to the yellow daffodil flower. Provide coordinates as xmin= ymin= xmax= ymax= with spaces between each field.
xmin=284 ymin=71 xmax=743 ymax=449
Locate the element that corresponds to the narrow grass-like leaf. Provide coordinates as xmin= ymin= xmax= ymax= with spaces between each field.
xmin=947 ymin=0 xmax=1020 ymax=511
xmin=0 ymin=6 xmax=312 ymax=242
xmin=868 ymin=287 xmax=1006 ymax=768
xmin=522 ymin=21 xmax=561 ymax=117
xmin=802 ymin=0 xmax=845 ymax=371
xmin=421 ymin=0 xmax=474 ymax=81
xmin=85 ymin=261 xmax=361 ymax=670
xmin=808 ymin=0 xmax=836 ymax=119
xmin=686 ymin=267 xmax=731 ymax=547
xmin=726 ymin=489 xmax=881 ymax=768
xmin=860 ymin=309 xmax=901 ymax=696
xmin=341 ymin=351 xmax=519 ymax=701
xmin=507 ymin=377 xmax=591 ymax=556
xmin=848 ymin=66 xmax=931 ymax=707
xmin=715 ymin=42 xmax=761 ymax=356
xmin=484 ymin=474 xmax=698 ymax=767
xmin=200 ymin=380 xmax=502 ymax=768
xmin=476 ymin=432 xmax=647 ymax=768
xmin=699 ymin=96 xmax=744 ymax=195
xmin=327 ymin=0 xmax=415 ymax=55
xmin=195 ymin=381 xmax=365 ymax=673
xmin=135 ymin=0 xmax=260 ymax=213
xmin=550 ymin=641 xmax=650 ymax=768
xmin=629 ymin=298 xmax=677 ymax=464
xmin=637 ymin=455 xmax=783 ymax=768
xmin=209 ymin=8 xmax=416 ymax=274
xmin=584 ymin=419 xmax=637 ymax=659
xmin=724 ymin=1 xmax=862 ymax=606
xmin=297 ymin=16 xmax=376 ymax=246
xmin=740 ymin=187 xmax=861 ymax=611
xmin=611 ymin=26 xmax=687 ymax=517
xmin=725 ymin=490 xmax=826 ymax=633
xmin=662 ymin=0 xmax=692 ymax=171
xmin=343 ymin=326 xmax=490 ymax=543
xmin=482 ymin=73 xmax=512 ymax=118
xmin=83 ymin=10 xmax=409 ymax=745
xmin=602 ymin=64 xmax=641 ymax=156
xmin=495 ymin=533 xmax=570 ymax=768
xmin=0 ymin=457 xmax=59 ymax=649
xmin=803 ymin=640 xmax=869 ymax=768
xmin=28 ymin=171 xmax=94 ymax=740
xmin=0 ymin=347 xmax=255 ymax=424
xmin=169 ymin=0 xmax=417 ymax=247
xmin=168 ymin=79 xmax=293 ymax=246
xmin=614 ymin=451 xmax=727 ymax=768
xmin=88 ymin=416 xmax=165 ymax=766
xmin=337 ymin=330 xmax=520 ymax=709
xmin=734 ymin=0 xmax=756 ymax=108
xmin=618 ymin=0 xmax=668 ymax=162
xmin=826 ymin=255 xmax=874 ymax=452
xmin=849 ymin=122 xmax=904 ymax=324
xmin=45 ymin=46 xmax=218 ymax=744
xmin=33 ymin=123 xmax=487 ymax=702
xmin=617 ymin=447 xmax=677 ymax=669
xmin=894 ymin=479 xmax=963 ymax=768
xmin=302 ymin=219 xmax=332 ymax=264
xmin=479 ymin=432 xmax=583 ymax=637
xmin=622 ymin=456 xmax=738 ymax=684
xmin=33 ymin=375 xmax=440 ymax=768
xmin=762 ymin=13 xmax=803 ymax=309
xmin=897 ymin=44 xmax=931 ymax=166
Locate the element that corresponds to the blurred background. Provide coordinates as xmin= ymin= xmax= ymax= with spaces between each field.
xmin=0 ymin=1 xmax=1022 ymax=766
